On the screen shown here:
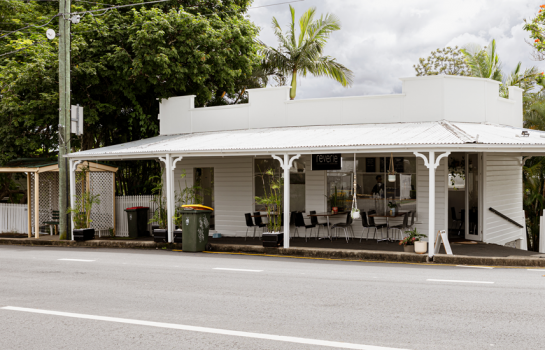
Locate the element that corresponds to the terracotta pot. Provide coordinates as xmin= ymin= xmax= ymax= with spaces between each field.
xmin=414 ymin=241 xmax=427 ymax=254
xmin=403 ymin=244 xmax=414 ymax=253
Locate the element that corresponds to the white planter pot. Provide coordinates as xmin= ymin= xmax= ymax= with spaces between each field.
xmin=414 ymin=241 xmax=427 ymax=254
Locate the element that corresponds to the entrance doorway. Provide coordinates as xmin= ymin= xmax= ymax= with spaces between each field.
xmin=194 ymin=168 xmax=214 ymax=229
xmin=447 ymin=153 xmax=482 ymax=241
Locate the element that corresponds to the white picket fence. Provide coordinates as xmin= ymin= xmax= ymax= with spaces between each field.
xmin=115 ymin=195 xmax=157 ymax=237
xmin=0 ymin=203 xmax=28 ymax=234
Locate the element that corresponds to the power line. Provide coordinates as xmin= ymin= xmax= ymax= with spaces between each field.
xmin=0 ymin=14 xmax=60 ymax=40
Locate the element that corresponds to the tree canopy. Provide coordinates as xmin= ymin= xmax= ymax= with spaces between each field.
xmin=0 ymin=0 xmax=261 ymax=195
xmin=0 ymin=0 xmax=261 ymax=161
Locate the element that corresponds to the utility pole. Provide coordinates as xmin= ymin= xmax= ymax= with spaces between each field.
xmin=58 ymin=0 xmax=71 ymax=240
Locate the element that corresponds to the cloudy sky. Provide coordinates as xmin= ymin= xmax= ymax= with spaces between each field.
xmin=248 ymin=0 xmax=541 ymax=99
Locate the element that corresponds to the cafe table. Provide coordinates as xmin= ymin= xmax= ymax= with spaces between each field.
xmin=307 ymin=212 xmax=348 ymax=240
xmin=368 ymin=211 xmax=408 ymax=241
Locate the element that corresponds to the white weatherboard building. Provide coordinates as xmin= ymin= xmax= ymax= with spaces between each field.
xmin=67 ymin=75 xmax=545 ymax=257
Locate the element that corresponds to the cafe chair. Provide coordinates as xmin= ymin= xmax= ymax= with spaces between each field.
xmin=294 ymin=212 xmax=315 ymax=242
xmin=331 ymin=212 xmax=353 ymax=243
xmin=244 ymin=213 xmax=258 ymax=240
xmin=391 ymin=212 xmax=410 ymax=240
xmin=365 ymin=210 xmax=387 ymax=243
xmin=309 ymin=210 xmax=328 ymax=239
xmin=253 ymin=212 xmax=268 ymax=238
xmin=407 ymin=211 xmax=416 ymax=230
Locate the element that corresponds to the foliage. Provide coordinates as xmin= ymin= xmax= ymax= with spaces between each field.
xmin=0 ymin=173 xmax=26 ymax=203
xmin=461 ymin=40 xmax=503 ymax=81
xmin=149 ymin=169 xmax=167 ymax=229
xmin=399 ymin=228 xmax=426 ymax=246
xmin=255 ymin=168 xmax=283 ymax=233
xmin=67 ymin=163 xmax=101 ymax=229
xmin=0 ymin=1 xmax=261 ymax=180
xmin=523 ymin=4 xmax=545 ymax=61
xmin=173 ymin=169 xmax=206 ymax=228
xmin=260 ymin=5 xmax=353 ymax=99
xmin=414 ymin=46 xmax=469 ymax=76
xmin=387 ymin=201 xmax=398 ymax=209
xmin=523 ymin=157 xmax=545 ymax=251
xmin=415 ymin=40 xmax=540 ymax=99
xmin=448 ymin=156 xmax=465 ymax=188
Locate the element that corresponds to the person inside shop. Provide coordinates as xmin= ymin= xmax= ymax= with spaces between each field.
xmin=372 ymin=175 xmax=384 ymax=197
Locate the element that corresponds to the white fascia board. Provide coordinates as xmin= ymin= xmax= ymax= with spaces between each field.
xmin=64 ymin=144 xmax=545 ymax=161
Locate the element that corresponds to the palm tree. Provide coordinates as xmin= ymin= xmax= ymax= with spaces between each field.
xmin=260 ymin=5 xmax=353 ymax=100
xmin=461 ymin=39 xmax=503 ymax=81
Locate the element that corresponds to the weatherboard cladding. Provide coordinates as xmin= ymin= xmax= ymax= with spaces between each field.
xmin=67 ymin=121 xmax=545 ymax=157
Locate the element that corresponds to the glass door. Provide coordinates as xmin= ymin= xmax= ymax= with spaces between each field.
xmin=194 ymin=168 xmax=214 ymax=229
xmin=465 ymin=154 xmax=482 ymax=241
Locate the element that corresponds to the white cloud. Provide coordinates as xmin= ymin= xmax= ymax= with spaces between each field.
xmin=249 ymin=0 xmax=542 ymax=99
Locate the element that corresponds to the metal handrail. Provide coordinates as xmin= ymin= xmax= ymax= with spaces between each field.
xmin=488 ymin=207 xmax=523 ymax=228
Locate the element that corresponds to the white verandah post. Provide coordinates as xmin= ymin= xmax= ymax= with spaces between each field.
xmin=272 ymin=153 xmax=300 ymax=249
xmin=158 ymin=155 xmax=173 ymax=243
xmin=69 ymin=159 xmax=83 ymax=241
xmin=414 ymin=151 xmax=450 ymax=259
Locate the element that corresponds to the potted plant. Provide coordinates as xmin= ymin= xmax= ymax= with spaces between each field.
xmin=387 ymin=201 xmax=398 ymax=216
xmin=172 ymin=170 xmax=208 ymax=243
xmin=68 ymin=163 xmax=101 ymax=241
xmin=255 ymin=168 xmax=283 ymax=247
xmin=399 ymin=228 xmax=427 ymax=253
xmin=149 ymin=170 xmax=168 ymax=243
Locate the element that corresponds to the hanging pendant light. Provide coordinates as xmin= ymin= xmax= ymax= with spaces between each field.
xmin=388 ymin=153 xmax=396 ymax=182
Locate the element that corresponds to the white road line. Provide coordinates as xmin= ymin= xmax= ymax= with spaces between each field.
xmin=456 ymin=265 xmax=494 ymax=269
xmin=1 ymin=306 xmax=408 ymax=350
xmin=57 ymin=259 xmax=95 ymax=262
xmin=427 ymin=279 xmax=494 ymax=284
xmin=213 ymin=268 xmax=263 ymax=272
xmin=527 ymin=269 xmax=545 ymax=271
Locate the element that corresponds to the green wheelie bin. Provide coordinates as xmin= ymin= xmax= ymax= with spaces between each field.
xmin=181 ymin=209 xmax=212 ymax=252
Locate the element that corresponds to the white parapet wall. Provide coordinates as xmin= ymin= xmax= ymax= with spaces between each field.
xmin=158 ymin=75 xmax=523 ymax=135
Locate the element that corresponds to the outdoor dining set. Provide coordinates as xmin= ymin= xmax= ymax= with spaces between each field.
xmin=244 ymin=210 xmax=416 ymax=243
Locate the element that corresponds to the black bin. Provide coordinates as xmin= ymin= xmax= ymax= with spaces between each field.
xmin=125 ymin=207 xmax=150 ymax=238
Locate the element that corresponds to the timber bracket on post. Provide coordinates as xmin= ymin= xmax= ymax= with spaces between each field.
xmin=413 ymin=151 xmax=450 ymax=260
xmin=271 ymin=153 xmax=301 ymax=249
xmin=521 ymin=156 xmax=533 ymax=166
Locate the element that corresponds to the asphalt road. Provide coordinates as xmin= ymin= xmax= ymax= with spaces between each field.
xmin=0 ymin=245 xmax=544 ymax=350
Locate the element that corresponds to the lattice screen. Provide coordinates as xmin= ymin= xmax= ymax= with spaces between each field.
xmin=74 ymin=172 xmax=114 ymax=236
xmin=29 ymin=172 xmax=59 ymax=235
xmin=29 ymin=170 xmax=114 ymax=237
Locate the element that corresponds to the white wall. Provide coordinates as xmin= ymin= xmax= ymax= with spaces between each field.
xmin=482 ymin=153 xmax=525 ymax=245
xmin=173 ymin=156 xmax=253 ymax=236
xmin=415 ymin=155 xmax=448 ymax=239
xmin=159 ymin=76 xmax=523 ymax=135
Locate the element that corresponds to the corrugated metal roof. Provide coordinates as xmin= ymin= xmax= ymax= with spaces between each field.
xmin=67 ymin=121 xmax=545 ymax=157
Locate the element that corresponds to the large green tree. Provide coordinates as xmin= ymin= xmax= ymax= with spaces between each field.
xmin=260 ymin=5 xmax=353 ymax=100
xmin=0 ymin=0 xmax=261 ymax=195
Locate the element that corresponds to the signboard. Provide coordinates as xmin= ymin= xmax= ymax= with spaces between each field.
xmin=434 ymin=230 xmax=453 ymax=255
xmin=312 ymin=154 xmax=342 ymax=171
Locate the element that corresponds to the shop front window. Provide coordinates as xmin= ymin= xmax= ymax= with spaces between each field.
xmin=327 ymin=155 xmax=417 ymax=215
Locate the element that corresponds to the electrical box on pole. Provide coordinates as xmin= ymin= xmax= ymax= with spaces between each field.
xmin=70 ymin=104 xmax=83 ymax=135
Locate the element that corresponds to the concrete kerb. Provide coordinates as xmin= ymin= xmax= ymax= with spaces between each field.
xmin=1 ymin=237 xmax=545 ymax=267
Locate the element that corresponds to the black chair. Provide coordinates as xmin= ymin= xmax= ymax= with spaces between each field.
xmin=451 ymin=207 xmax=463 ymax=235
xmin=366 ymin=210 xmax=387 ymax=243
xmin=407 ymin=211 xmax=416 ymax=230
xmin=391 ymin=212 xmax=410 ymax=240
xmin=309 ymin=210 xmax=328 ymax=239
xmin=253 ymin=212 xmax=267 ymax=237
xmin=331 ymin=212 xmax=353 ymax=243
xmin=244 ymin=213 xmax=258 ymax=240
xmin=294 ymin=212 xmax=315 ymax=242
xmin=44 ymin=210 xmax=60 ymax=235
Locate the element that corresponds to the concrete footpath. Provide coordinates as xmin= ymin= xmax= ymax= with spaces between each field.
xmin=2 ymin=235 xmax=545 ymax=267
